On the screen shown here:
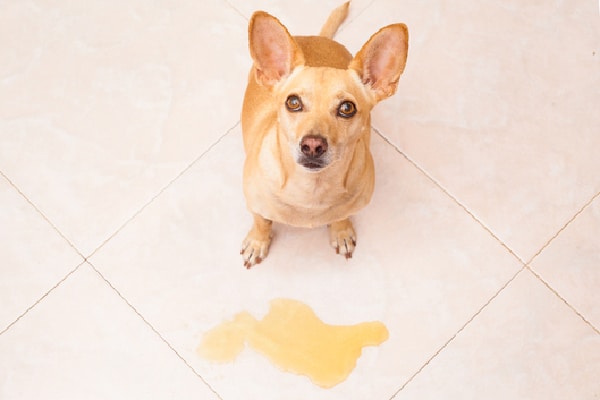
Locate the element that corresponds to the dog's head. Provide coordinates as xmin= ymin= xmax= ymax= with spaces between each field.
xmin=248 ymin=12 xmax=408 ymax=172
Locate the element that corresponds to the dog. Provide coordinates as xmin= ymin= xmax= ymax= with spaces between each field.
xmin=240 ymin=2 xmax=408 ymax=268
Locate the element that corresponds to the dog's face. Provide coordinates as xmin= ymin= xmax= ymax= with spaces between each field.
xmin=275 ymin=67 xmax=372 ymax=171
xmin=248 ymin=11 xmax=408 ymax=173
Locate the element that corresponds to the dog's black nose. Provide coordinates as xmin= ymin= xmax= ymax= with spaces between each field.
xmin=300 ymin=135 xmax=328 ymax=158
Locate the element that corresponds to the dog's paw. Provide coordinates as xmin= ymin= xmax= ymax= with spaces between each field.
xmin=241 ymin=234 xmax=271 ymax=269
xmin=328 ymin=219 xmax=356 ymax=259
xmin=241 ymin=215 xmax=273 ymax=269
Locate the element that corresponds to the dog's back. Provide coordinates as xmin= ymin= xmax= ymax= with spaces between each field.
xmin=293 ymin=36 xmax=351 ymax=69
xmin=294 ymin=2 xmax=352 ymax=69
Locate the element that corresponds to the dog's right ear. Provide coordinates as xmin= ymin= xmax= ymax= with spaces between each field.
xmin=249 ymin=12 xmax=305 ymax=86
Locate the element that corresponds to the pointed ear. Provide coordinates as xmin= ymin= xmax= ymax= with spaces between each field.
xmin=350 ymin=24 xmax=408 ymax=101
xmin=248 ymin=11 xmax=305 ymax=86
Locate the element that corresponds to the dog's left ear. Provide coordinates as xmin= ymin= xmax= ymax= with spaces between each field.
xmin=350 ymin=24 xmax=409 ymax=101
xmin=249 ymin=11 xmax=305 ymax=87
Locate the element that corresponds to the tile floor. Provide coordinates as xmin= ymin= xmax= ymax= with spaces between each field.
xmin=1 ymin=0 xmax=599 ymax=399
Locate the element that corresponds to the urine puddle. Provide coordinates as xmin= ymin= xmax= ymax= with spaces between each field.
xmin=197 ymin=298 xmax=389 ymax=388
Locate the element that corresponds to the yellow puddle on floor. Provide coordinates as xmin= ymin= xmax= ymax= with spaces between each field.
xmin=197 ymin=298 xmax=389 ymax=388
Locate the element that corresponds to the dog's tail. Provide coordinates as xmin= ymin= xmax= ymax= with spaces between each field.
xmin=319 ymin=2 xmax=350 ymax=39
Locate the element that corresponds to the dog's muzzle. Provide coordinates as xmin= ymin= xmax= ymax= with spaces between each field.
xmin=298 ymin=135 xmax=329 ymax=170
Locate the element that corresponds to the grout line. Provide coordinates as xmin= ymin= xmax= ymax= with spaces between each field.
xmin=372 ymin=127 xmax=533 ymax=398
xmin=85 ymin=122 xmax=239 ymax=261
xmin=376 ymin=131 xmax=600 ymax=396
xmin=337 ymin=0 xmax=378 ymax=35
xmin=0 ymin=121 xmax=235 ymax=341
xmin=222 ymin=0 xmax=377 ymax=34
xmin=0 ymin=170 xmax=86 ymax=261
xmin=0 ymin=171 xmax=88 ymax=335
xmin=525 ymin=266 xmax=600 ymax=335
xmin=222 ymin=0 xmax=248 ymax=21
xmin=0 ymin=261 xmax=85 ymax=336
xmin=524 ymin=191 xmax=600 ymax=335
xmin=372 ymin=127 xmax=526 ymax=266
xmin=388 ymin=266 xmax=526 ymax=399
xmin=526 ymin=190 xmax=600 ymax=265
xmin=87 ymin=261 xmax=224 ymax=400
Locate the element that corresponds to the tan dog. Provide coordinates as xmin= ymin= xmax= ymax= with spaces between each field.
xmin=240 ymin=2 xmax=408 ymax=268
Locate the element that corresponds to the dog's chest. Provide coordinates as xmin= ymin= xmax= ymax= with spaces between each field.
xmin=263 ymin=176 xmax=356 ymax=227
xmin=280 ymin=172 xmax=349 ymax=209
xmin=246 ymin=159 xmax=366 ymax=228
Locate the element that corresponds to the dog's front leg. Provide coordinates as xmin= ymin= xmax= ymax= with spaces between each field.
xmin=328 ymin=219 xmax=357 ymax=259
xmin=241 ymin=213 xmax=273 ymax=268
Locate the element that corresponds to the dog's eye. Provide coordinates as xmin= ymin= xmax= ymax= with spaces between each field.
xmin=338 ymin=101 xmax=357 ymax=118
xmin=285 ymin=95 xmax=303 ymax=112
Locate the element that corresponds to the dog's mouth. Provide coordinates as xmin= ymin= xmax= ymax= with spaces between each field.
xmin=299 ymin=158 xmax=328 ymax=171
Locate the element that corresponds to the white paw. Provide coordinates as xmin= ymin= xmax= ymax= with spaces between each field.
xmin=329 ymin=221 xmax=356 ymax=259
xmin=240 ymin=235 xmax=271 ymax=269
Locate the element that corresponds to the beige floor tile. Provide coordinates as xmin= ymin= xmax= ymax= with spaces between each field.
xmin=393 ymin=270 xmax=600 ymax=400
xmin=0 ymin=263 xmax=220 ymax=399
xmin=0 ymin=0 xmax=249 ymax=255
